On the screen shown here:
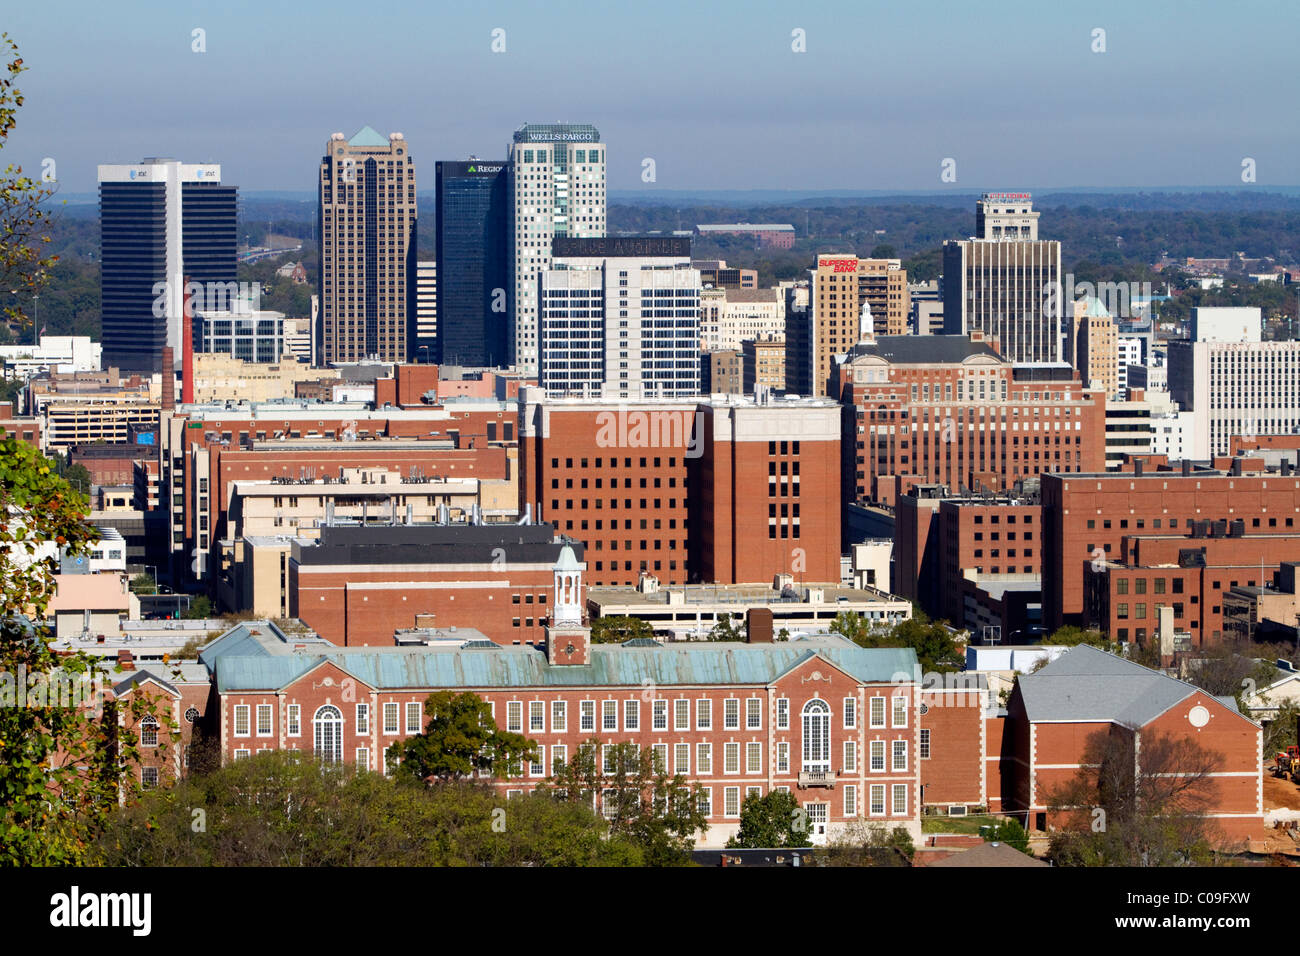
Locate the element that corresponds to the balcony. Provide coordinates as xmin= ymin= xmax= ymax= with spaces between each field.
xmin=797 ymin=769 xmax=837 ymax=789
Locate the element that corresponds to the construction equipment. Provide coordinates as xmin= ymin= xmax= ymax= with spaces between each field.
xmin=1275 ymin=745 xmax=1300 ymax=781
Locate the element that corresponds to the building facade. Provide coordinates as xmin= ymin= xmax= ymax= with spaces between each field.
xmin=435 ymin=159 xmax=510 ymax=366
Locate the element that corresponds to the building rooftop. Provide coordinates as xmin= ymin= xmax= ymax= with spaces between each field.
xmin=848 ymin=335 xmax=1001 ymax=366
xmin=588 ymin=582 xmax=902 ymax=608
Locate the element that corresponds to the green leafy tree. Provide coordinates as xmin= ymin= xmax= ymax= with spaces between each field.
xmin=182 ymin=594 xmax=212 ymax=619
xmin=539 ymin=739 xmax=708 ymax=865
xmin=1042 ymin=625 xmax=1111 ymax=647
xmin=707 ymin=613 xmax=745 ymax=642
xmin=982 ymin=817 xmax=1031 ymax=854
xmin=819 ymin=821 xmax=915 ymax=866
xmin=590 ymin=614 xmax=654 ymax=644
xmin=386 ymin=690 xmax=536 ymax=782
xmin=833 ymin=609 xmax=962 ymax=673
xmin=129 ymin=573 xmax=157 ymax=595
xmin=726 ymin=789 xmax=812 ymax=848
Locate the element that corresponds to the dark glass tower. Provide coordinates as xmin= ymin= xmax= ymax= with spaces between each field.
xmin=434 ymin=160 xmax=509 ymax=367
xmin=98 ymin=159 xmax=236 ymax=374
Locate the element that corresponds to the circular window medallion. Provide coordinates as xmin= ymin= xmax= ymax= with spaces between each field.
xmin=1188 ymin=705 xmax=1210 ymax=728
xmin=919 ymin=703 xmax=930 ymax=716
xmin=185 ymin=707 xmax=199 ymax=724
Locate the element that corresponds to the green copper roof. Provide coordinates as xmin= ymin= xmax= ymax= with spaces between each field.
xmin=349 ymin=126 xmax=389 ymax=147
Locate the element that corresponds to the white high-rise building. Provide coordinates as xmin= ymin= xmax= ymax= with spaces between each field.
xmin=540 ymin=237 xmax=700 ymax=400
xmin=415 ymin=260 xmax=437 ymax=362
xmin=507 ymin=124 xmax=606 ymax=373
xmin=1169 ymin=306 xmax=1300 ymax=456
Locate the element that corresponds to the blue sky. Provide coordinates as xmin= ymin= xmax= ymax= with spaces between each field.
xmin=5 ymin=0 xmax=1298 ymax=194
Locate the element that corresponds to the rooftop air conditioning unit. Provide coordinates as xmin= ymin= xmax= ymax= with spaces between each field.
xmin=948 ymin=805 xmax=968 ymax=817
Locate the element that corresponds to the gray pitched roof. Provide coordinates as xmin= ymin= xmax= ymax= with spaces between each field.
xmin=1018 ymin=645 xmax=1254 ymax=729
xmin=849 ymin=335 xmax=1002 ymax=366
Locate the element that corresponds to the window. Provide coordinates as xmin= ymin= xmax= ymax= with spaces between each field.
xmin=625 ymin=699 xmax=639 ymax=731
xmin=675 ymin=743 xmax=690 ymax=775
xmin=697 ymin=743 xmax=712 ymax=774
xmin=892 ymin=784 xmax=908 ymax=815
xmin=580 ymin=701 xmax=595 ymax=731
xmin=529 ymin=745 xmax=545 ymax=777
xmin=870 ymin=740 xmax=886 ymax=771
xmin=802 ymin=699 xmax=831 ymax=771
xmin=383 ymin=702 xmax=399 ymax=734
xmin=603 ymin=700 xmax=618 ymax=731
xmin=892 ymin=695 xmax=907 ymax=728
xmin=356 ymin=703 xmax=369 ymax=736
xmin=675 ymin=699 xmax=690 ymax=731
xmin=255 ymin=705 xmax=272 ymax=737
xmin=551 ymin=744 xmax=568 ymax=774
xmin=697 ymin=788 xmax=712 ymax=817
xmin=843 ymin=697 xmax=857 ymax=729
xmin=776 ymin=698 xmax=789 ymax=730
xmin=652 ymin=744 xmax=668 ymax=773
xmin=776 ymin=741 xmax=789 ymax=773
xmin=234 ymin=749 xmax=250 ymax=761
xmin=405 ymin=702 xmax=422 ymax=734
xmin=356 ymin=747 xmax=370 ymax=772
xmin=602 ymin=745 xmax=616 ymax=774
xmin=920 ymin=728 xmax=931 ymax=760
xmin=142 ymin=766 xmax=159 ymax=789
xmin=287 ymin=704 xmax=301 ymax=737
xmin=233 ymin=704 xmax=250 ymax=737
xmin=869 ymin=696 xmax=886 ymax=728
xmin=746 ymin=698 xmax=762 ymax=730
xmin=844 ymin=784 xmax=857 ymax=817
xmin=892 ymin=740 xmax=908 ymax=772
xmin=843 ymin=740 xmax=857 ymax=772
xmin=870 ymin=784 xmax=886 ymax=816
xmin=724 ymin=786 xmax=741 ymax=817
xmin=746 ymin=742 xmax=762 ymax=774
xmin=724 ymin=698 xmax=740 ymax=730
xmin=140 ymin=716 xmax=159 ymax=748
xmin=697 ymin=698 xmax=712 ymax=730
xmin=552 ymin=700 xmax=567 ymax=732
xmin=314 ymin=705 xmax=343 ymax=765
xmin=530 ymin=701 xmax=545 ymax=732
xmin=724 ymin=742 xmax=740 ymax=774
xmin=653 ymin=700 xmax=668 ymax=730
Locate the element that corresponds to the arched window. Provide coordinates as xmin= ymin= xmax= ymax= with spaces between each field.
xmin=140 ymin=716 xmax=159 ymax=748
xmin=313 ymin=705 xmax=343 ymax=765
xmin=801 ymin=699 xmax=830 ymax=771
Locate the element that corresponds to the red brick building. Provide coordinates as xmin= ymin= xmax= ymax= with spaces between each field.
xmin=289 ymin=522 xmax=579 ymax=646
xmin=1003 ymin=645 xmax=1264 ymax=844
xmin=201 ymin=594 xmax=923 ymax=847
xmin=0 ymin=401 xmax=40 ymax=448
xmin=838 ymin=333 xmax=1106 ymax=506
xmin=1042 ymin=462 xmax=1300 ymax=632
xmin=520 ymin=389 xmax=842 ymax=587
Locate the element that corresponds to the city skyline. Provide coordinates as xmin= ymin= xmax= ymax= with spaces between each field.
xmin=5 ymin=0 xmax=1299 ymax=195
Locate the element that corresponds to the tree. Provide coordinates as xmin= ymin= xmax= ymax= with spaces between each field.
xmin=1042 ymin=625 xmax=1111 ymax=648
xmin=0 ymin=34 xmax=60 ymax=342
xmin=834 ymin=609 xmax=962 ymax=673
xmin=707 ymin=613 xmax=745 ymax=642
xmin=129 ymin=573 xmax=157 ymax=595
xmin=94 ymin=751 xmax=642 ymax=867
xmin=726 ymin=789 xmax=812 ymax=848
xmin=182 ymin=594 xmax=212 ymax=619
xmin=386 ymin=690 xmax=536 ymax=783
xmin=1263 ymin=700 xmax=1299 ymax=757
xmin=982 ymin=817 xmax=1031 ymax=854
xmin=0 ymin=428 xmax=164 ymax=863
xmin=1045 ymin=728 xmax=1231 ymax=866
xmin=590 ymin=614 xmax=654 ymax=644
xmin=818 ymin=820 xmax=915 ymax=866
xmin=538 ymin=739 xmax=709 ymax=865
xmin=869 ymin=243 xmax=897 ymax=260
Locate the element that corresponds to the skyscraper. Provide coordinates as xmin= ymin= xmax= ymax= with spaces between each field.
xmin=414 ymin=260 xmax=437 ymax=363
xmin=540 ymin=237 xmax=700 ymax=400
xmin=507 ymin=124 xmax=606 ymax=373
xmin=804 ymin=254 xmax=909 ymax=397
xmin=317 ymin=128 xmax=417 ymax=365
xmin=942 ymin=193 xmax=1063 ymax=364
xmin=434 ymin=159 xmax=509 ymax=366
xmin=98 ymin=158 xmax=236 ymax=374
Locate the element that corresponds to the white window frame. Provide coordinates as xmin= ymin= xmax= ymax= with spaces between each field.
xmin=776 ymin=697 xmax=789 ymax=730
xmin=551 ymin=743 xmax=568 ymax=773
xmin=674 ymin=698 xmax=689 ymax=731
xmin=892 ymin=739 xmax=908 ymax=772
xmin=724 ymin=698 xmax=739 ymax=730
xmin=552 ymin=700 xmax=567 ymax=733
xmin=776 ymin=741 xmax=789 ymax=773
xmin=870 ymin=739 xmax=886 ymax=772
xmin=869 ymin=696 xmax=886 ymax=728
xmin=696 ymin=698 xmax=712 ymax=730
xmin=892 ymin=783 xmax=908 ymax=815
xmin=507 ymin=700 xmax=523 ymax=733
xmin=530 ymin=700 xmax=545 ymax=733
xmin=256 ymin=704 xmax=273 ymax=737
xmin=233 ymin=704 xmax=250 ymax=737
xmin=746 ymin=741 xmax=762 ymax=775
xmin=355 ymin=703 xmax=369 ymax=736
xmin=603 ymin=699 xmax=618 ymax=731
xmin=383 ymin=701 xmax=399 ymax=735
xmin=675 ymin=742 xmax=690 ymax=775
xmin=233 ymin=748 xmax=250 ymax=761
xmin=746 ymin=697 xmax=762 ymax=730
xmin=870 ymin=783 xmax=886 ymax=816
xmin=651 ymin=743 xmax=668 ymax=773
xmin=843 ymin=696 xmax=857 ymax=729
xmin=580 ymin=700 xmax=595 ymax=732
xmin=920 ymin=728 xmax=931 ymax=760
xmin=286 ymin=704 xmax=301 ymax=737
xmin=624 ymin=699 xmax=639 ymax=731
xmin=355 ymin=747 xmax=370 ymax=771
xmin=652 ymin=699 xmax=668 ymax=731
xmin=724 ymin=741 xmax=740 ymax=775
xmin=724 ymin=786 xmax=740 ymax=818
xmin=892 ymin=694 xmax=908 ymax=728
xmin=697 ymin=787 xmax=712 ymax=817
xmin=844 ymin=784 xmax=858 ymax=817
xmin=405 ymin=701 xmax=422 ymax=734
xmin=697 ymin=742 xmax=712 ymax=774
xmin=530 ymin=744 xmax=546 ymax=778
xmin=843 ymin=739 xmax=857 ymax=773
